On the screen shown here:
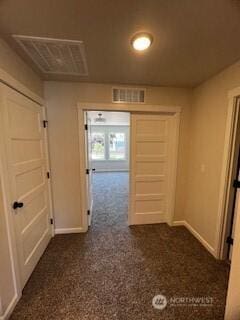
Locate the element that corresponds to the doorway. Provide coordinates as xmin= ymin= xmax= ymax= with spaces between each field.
xmin=78 ymin=104 xmax=181 ymax=232
xmin=85 ymin=111 xmax=130 ymax=227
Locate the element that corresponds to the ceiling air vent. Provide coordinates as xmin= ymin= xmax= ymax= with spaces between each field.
xmin=12 ymin=35 xmax=88 ymax=76
xmin=112 ymin=87 xmax=145 ymax=104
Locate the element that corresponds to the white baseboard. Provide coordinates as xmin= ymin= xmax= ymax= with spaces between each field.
xmin=172 ymin=220 xmax=216 ymax=257
xmin=95 ymin=169 xmax=129 ymax=172
xmin=54 ymin=227 xmax=85 ymax=234
xmin=172 ymin=220 xmax=186 ymax=226
xmin=0 ymin=294 xmax=18 ymax=320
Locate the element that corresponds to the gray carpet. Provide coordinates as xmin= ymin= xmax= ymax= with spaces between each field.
xmin=10 ymin=172 xmax=229 ymax=320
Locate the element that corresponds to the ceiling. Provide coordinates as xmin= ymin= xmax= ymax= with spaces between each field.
xmin=88 ymin=111 xmax=130 ymax=126
xmin=1 ymin=0 xmax=240 ymax=87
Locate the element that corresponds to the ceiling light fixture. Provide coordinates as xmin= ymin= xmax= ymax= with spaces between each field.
xmin=94 ymin=113 xmax=106 ymax=123
xmin=131 ymin=33 xmax=153 ymax=51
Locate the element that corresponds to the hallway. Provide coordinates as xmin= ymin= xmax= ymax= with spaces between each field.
xmin=11 ymin=172 xmax=229 ymax=320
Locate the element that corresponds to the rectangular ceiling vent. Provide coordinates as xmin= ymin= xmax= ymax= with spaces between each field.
xmin=13 ymin=35 xmax=88 ymax=76
xmin=112 ymin=87 xmax=145 ymax=104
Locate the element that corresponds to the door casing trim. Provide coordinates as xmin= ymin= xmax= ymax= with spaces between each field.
xmin=77 ymin=102 xmax=181 ymax=232
xmin=216 ymin=88 xmax=240 ymax=259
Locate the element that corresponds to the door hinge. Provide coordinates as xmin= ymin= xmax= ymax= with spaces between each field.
xmin=227 ymin=236 xmax=234 ymax=245
xmin=50 ymin=218 xmax=54 ymax=225
xmin=43 ymin=120 xmax=48 ymax=128
xmin=84 ymin=124 xmax=88 ymax=130
xmin=87 ymin=210 xmax=90 ymax=216
xmin=86 ymin=169 xmax=89 ymax=174
xmin=233 ymin=179 xmax=240 ymax=188
xmin=47 ymin=171 xmax=50 ymax=179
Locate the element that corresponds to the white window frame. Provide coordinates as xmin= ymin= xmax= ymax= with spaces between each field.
xmin=108 ymin=132 xmax=126 ymax=161
xmin=91 ymin=132 xmax=106 ymax=161
xmin=91 ymin=131 xmax=127 ymax=162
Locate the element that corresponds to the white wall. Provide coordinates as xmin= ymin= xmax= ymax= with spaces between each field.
xmin=44 ymin=82 xmax=192 ymax=230
xmin=91 ymin=125 xmax=129 ymax=172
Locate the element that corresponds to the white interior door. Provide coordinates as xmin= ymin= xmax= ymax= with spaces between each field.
xmin=0 ymin=84 xmax=52 ymax=288
xmin=129 ymin=113 xmax=179 ymax=225
xmin=85 ymin=112 xmax=93 ymax=226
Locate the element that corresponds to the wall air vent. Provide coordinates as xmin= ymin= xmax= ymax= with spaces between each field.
xmin=112 ymin=87 xmax=145 ymax=104
xmin=12 ymin=35 xmax=88 ymax=76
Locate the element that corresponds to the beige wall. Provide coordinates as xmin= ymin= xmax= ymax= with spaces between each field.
xmin=185 ymin=61 xmax=240 ymax=252
xmin=44 ymin=82 xmax=192 ymax=230
xmin=0 ymin=38 xmax=43 ymax=97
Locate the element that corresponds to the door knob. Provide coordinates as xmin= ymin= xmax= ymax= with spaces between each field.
xmin=92 ymin=168 xmax=96 ymax=172
xmin=12 ymin=201 xmax=24 ymax=210
xmin=233 ymin=180 xmax=240 ymax=188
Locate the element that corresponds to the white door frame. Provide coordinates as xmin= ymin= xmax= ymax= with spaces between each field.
xmin=77 ymin=102 xmax=181 ymax=232
xmin=0 ymin=82 xmax=54 ymax=316
xmin=42 ymin=107 xmax=55 ymax=237
xmin=216 ymin=87 xmax=240 ymax=259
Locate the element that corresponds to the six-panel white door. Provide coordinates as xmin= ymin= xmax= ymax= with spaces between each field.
xmin=129 ymin=113 xmax=178 ymax=225
xmin=0 ymin=84 xmax=52 ymax=289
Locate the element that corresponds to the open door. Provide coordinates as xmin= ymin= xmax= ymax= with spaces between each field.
xmin=84 ymin=112 xmax=94 ymax=226
xmin=129 ymin=113 xmax=179 ymax=225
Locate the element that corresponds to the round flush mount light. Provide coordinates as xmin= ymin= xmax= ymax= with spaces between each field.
xmin=131 ymin=33 xmax=153 ymax=51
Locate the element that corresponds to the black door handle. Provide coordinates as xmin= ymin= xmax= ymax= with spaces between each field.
xmin=233 ymin=180 xmax=240 ymax=188
xmin=13 ymin=201 xmax=24 ymax=210
xmin=92 ymin=168 xmax=96 ymax=172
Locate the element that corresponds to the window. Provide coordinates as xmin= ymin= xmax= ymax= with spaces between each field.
xmin=91 ymin=131 xmax=127 ymax=161
xmin=91 ymin=132 xmax=105 ymax=160
xmin=109 ymin=133 xmax=126 ymax=160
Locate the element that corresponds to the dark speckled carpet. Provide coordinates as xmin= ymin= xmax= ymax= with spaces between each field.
xmin=11 ymin=172 xmax=229 ymax=320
